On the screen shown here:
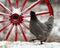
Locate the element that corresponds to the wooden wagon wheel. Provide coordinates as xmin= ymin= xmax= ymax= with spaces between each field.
xmin=0 ymin=0 xmax=53 ymax=41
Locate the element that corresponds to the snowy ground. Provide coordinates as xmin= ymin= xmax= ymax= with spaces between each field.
xmin=0 ymin=41 xmax=60 ymax=48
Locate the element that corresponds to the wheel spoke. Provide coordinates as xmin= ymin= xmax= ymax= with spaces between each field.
xmin=22 ymin=23 xmax=30 ymax=30
xmin=0 ymin=20 xmax=8 ymax=23
xmin=0 ymin=12 xmax=9 ymax=16
xmin=23 ymin=19 xmax=30 ymax=23
xmin=0 ymin=2 xmax=12 ymax=14
xmin=0 ymin=23 xmax=10 ymax=32
xmin=22 ymin=0 xmax=42 ymax=14
xmin=8 ymin=0 xmax=14 ymax=10
xmin=36 ymin=11 xmax=49 ymax=16
xmin=16 ymin=0 xmax=19 ymax=8
xmin=22 ymin=14 xmax=30 ymax=18
xmin=23 ymin=16 xmax=30 ymax=18
xmin=15 ymin=25 xmax=18 ymax=41
xmin=19 ymin=24 xmax=28 ymax=41
xmin=20 ymin=0 xmax=27 ymax=11
xmin=5 ymin=24 xmax=14 ymax=40
xmin=23 ymin=11 xmax=49 ymax=18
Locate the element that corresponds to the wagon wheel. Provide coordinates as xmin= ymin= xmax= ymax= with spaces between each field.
xmin=0 ymin=0 xmax=53 ymax=41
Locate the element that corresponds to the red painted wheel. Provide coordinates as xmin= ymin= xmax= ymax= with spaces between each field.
xmin=0 ymin=0 xmax=53 ymax=41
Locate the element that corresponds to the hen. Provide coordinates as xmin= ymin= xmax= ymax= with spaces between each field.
xmin=29 ymin=11 xmax=54 ymax=44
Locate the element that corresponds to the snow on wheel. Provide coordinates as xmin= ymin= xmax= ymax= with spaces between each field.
xmin=0 ymin=0 xmax=53 ymax=41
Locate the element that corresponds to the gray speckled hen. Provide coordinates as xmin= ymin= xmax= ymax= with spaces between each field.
xmin=29 ymin=11 xmax=54 ymax=43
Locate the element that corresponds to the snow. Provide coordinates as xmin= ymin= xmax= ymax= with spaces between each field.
xmin=0 ymin=41 xmax=60 ymax=48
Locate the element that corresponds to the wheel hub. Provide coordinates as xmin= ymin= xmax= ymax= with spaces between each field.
xmin=9 ymin=13 xmax=23 ymax=25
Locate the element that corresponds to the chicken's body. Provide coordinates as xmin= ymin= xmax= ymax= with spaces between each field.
xmin=29 ymin=11 xmax=54 ymax=42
